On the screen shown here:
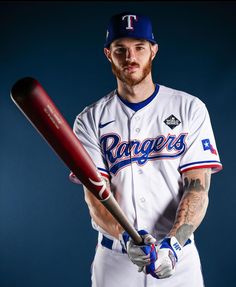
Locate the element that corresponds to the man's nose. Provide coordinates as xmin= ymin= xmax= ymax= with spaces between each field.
xmin=125 ymin=48 xmax=136 ymax=62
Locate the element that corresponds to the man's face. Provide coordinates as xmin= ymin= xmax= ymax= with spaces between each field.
xmin=104 ymin=38 xmax=158 ymax=86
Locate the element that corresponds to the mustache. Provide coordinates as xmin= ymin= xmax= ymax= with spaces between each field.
xmin=122 ymin=62 xmax=140 ymax=68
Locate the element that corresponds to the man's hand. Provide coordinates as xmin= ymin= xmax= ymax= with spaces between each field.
xmin=120 ymin=231 xmax=188 ymax=279
xmin=120 ymin=230 xmax=157 ymax=267
xmin=143 ymin=237 xmax=183 ymax=279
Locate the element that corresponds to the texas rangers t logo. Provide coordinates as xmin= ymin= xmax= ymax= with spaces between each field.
xmin=122 ymin=15 xmax=137 ymax=30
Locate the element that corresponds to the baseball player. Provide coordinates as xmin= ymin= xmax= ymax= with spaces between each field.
xmin=70 ymin=12 xmax=222 ymax=287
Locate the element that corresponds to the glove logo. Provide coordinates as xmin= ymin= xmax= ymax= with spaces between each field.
xmin=173 ymin=242 xmax=181 ymax=251
xmin=168 ymin=250 xmax=176 ymax=269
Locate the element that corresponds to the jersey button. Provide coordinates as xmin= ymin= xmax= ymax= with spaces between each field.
xmin=140 ymin=197 xmax=146 ymax=203
xmin=135 ymin=128 xmax=140 ymax=133
xmin=138 ymin=169 xmax=143 ymax=174
xmin=135 ymin=116 xmax=140 ymax=120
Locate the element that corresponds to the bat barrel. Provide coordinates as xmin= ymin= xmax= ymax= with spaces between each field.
xmin=11 ymin=77 xmax=142 ymax=244
xmin=11 ymin=77 xmax=110 ymax=200
xmin=11 ymin=77 xmax=37 ymax=102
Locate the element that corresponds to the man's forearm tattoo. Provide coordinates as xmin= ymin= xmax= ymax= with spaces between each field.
xmin=183 ymin=170 xmax=210 ymax=193
xmin=169 ymin=169 xmax=211 ymax=245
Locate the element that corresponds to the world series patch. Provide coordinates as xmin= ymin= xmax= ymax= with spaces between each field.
xmin=164 ymin=114 xmax=181 ymax=129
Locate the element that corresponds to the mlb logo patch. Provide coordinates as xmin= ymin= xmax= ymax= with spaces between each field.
xmin=201 ymin=139 xmax=217 ymax=155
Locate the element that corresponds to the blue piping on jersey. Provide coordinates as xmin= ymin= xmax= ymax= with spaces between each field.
xmin=98 ymin=167 xmax=109 ymax=173
xmin=117 ymin=84 xmax=159 ymax=112
xmin=179 ymin=160 xmax=222 ymax=169
xmin=97 ymin=167 xmax=110 ymax=177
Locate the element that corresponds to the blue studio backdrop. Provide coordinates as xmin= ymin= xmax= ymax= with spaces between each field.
xmin=0 ymin=2 xmax=235 ymax=287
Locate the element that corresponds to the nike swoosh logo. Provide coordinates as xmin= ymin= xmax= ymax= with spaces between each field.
xmin=99 ymin=120 xmax=115 ymax=129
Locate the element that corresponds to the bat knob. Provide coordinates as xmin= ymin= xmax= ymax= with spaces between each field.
xmin=11 ymin=77 xmax=39 ymax=102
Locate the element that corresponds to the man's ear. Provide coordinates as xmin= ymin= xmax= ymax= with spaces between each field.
xmin=151 ymin=44 xmax=158 ymax=60
xmin=104 ymin=48 xmax=112 ymax=62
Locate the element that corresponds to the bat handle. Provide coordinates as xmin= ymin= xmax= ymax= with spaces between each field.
xmin=102 ymin=196 xmax=143 ymax=245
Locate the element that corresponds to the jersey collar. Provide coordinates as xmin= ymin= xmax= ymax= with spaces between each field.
xmin=117 ymin=84 xmax=159 ymax=112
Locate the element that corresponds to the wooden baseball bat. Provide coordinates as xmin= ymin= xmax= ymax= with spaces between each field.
xmin=10 ymin=77 xmax=142 ymax=244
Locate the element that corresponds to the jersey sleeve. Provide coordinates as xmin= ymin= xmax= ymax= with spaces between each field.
xmin=179 ymin=98 xmax=222 ymax=174
xmin=69 ymin=109 xmax=110 ymax=184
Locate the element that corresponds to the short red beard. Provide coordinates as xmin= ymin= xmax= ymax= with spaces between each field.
xmin=111 ymin=55 xmax=153 ymax=86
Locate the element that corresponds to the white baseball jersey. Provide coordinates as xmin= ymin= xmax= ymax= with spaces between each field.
xmin=70 ymin=83 xmax=222 ymax=287
xmin=71 ymin=83 xmax=222 ymax=237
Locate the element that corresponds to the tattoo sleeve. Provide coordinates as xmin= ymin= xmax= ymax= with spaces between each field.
xmin=168 ymin=168 xmax=211 ymax=246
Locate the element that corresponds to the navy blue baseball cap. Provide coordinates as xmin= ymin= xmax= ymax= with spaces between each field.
xmin=104 ymin=12 xmax=157 ymax=48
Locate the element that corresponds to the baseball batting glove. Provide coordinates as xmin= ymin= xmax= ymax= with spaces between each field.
xmin=120 ymin=230 xmax=157 ymax=267
xmin=143 ymin=236 xmax=186 ymax=279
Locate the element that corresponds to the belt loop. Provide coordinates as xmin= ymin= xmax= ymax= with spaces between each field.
xmin=101 ymin=234 xmax=127 ymax=253
xmin=101 ymin=235 xmax=113 ymax=250
xmin=184 ymin=238 xmax=192 ymax=246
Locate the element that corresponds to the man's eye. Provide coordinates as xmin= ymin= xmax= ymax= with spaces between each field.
xmin=115 ymin=48 xmax=126 ymax=54
xmin=136 ymin=46 xmax=145 ymax=51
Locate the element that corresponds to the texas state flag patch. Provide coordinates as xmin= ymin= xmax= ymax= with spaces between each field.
xmin=202 ymin=139 xmax=217 ymax=155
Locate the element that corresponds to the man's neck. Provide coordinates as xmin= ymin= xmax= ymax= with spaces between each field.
xmin=117 ymin=75 xmax=155 ymax=103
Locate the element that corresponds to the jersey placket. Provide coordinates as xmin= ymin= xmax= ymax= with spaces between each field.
xmin=129 ymin=111 xmax=149 ymax=230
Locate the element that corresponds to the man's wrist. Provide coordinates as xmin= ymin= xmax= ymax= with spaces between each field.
xmin=168 ymin=230 xmax=192 ymax=247
xmin=160 ymin=236 xmax=183 ymax=261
